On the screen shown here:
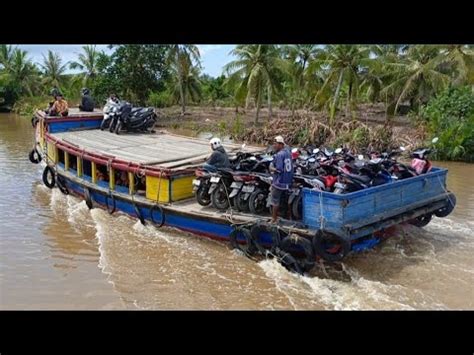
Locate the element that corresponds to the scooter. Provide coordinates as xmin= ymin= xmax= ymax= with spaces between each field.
xmin=100 ymin=98 xmax=121 ymax=131
xmin=410 ymin=137 xmax=438 ymax=175
xmin=114 ymin=104 xmax=157 ymax=134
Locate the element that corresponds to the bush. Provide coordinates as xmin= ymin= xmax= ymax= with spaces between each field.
xmin=147 ymin=90 xmax=172 ymax=108
xmin=422 ymin=86 xmax=474 ymax=161
xmin=12 ymin=96 xmax=50 ymax=116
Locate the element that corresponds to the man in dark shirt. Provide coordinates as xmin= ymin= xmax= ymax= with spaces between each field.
xmin=203 ymin=137 xmax=230 ymax=172
xmin=79 ymin=88 xmax=95 ymax=112
xmin=269 ymin=135 xmax=293 ymax=223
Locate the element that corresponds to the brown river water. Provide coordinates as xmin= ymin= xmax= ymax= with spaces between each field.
xmin=1 ymin=113 xmax=473 ymax=310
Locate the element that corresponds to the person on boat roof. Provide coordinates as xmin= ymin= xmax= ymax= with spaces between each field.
xmin=203 ymin=137 xmax=230 ymax=172
xmin=49 ymin=93 xmax=69 ymax=117
xmin=79 ymin=88 xmax=95 ymax=112
xmin=269 ymin=135 xmax=293 ymax=223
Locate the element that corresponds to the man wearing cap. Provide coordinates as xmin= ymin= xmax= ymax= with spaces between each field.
xmin=269 ymin=135 xmax=293 ymax=223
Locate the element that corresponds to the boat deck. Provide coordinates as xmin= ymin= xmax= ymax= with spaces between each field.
xmin=52 ymin=130 xmax=263 ymax=169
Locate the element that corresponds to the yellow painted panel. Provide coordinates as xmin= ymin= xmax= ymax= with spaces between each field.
xmin=128 ymin=172 xmax=135 ymax=195
xmin=171 ymin=175 xmax=195 ymax=202
xmin=64 ymin=152 xmax=70 ymax=170
xmin=47 ymin=143 xmax=57 ymax=163
xmin=91 ymin=162 xmax=97 ymax=184
xmin=77 ymin=157 xmax=83 ymax=177
xmin=146 ymin=175 xmax=170 ymax=203
xmin=109 ymin=167 xmax=115 ymax=190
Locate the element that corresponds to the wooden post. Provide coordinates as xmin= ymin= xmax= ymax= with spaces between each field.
xmin=109 ymin=167 xmax=115 ymax=190
xmin=64 ymin=151 xmax=70 ymax=170
xmin=92 ymin=162 xmax=97 ymax=184
xmin=128 ymin=172 xmax=135 ymax=195
xmin=77 ymin=157 xmax=83 ymax=177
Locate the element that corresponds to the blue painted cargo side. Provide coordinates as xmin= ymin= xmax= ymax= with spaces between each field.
xmin=302 ymin=168 xmax=448 ymax=235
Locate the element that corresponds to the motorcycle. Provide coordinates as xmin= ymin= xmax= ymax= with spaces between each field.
xmin=410 ymin=137 xmax=438 ymax=175
xmin=100 ymin=98 xmax=121 ymax=131
xmin=114 ymin=103 xmax=157 ymax=135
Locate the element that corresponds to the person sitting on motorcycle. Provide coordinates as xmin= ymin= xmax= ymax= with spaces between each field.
xmin=202 ymin=138 xmax=230 ymax=172
xmin=79 ymin=88 xmax=95 ymax=112
xmin=269 ymin=135 xmax=293 ymax=223
xmin=49 ymin=93 xmax=69 ymax=117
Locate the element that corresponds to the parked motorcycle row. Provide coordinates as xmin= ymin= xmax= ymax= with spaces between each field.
xmin=100 ymin=98 xmax=157 ymax=134
xmin=193 ymin=138 xmax=438 ymax=220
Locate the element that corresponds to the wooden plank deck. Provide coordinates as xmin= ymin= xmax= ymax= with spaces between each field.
xmin=52 ymin=130 xmax=263 ymax=167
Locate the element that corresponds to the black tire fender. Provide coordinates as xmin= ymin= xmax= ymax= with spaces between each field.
xmin=408 ymin=213 xmax=432 ymax=228
xmin=280 ymin=234 xmax=315 ymax=272
xmin=250 ymin=223 xmax=284 ymax=254
xmin=229 ymin=227 xmax=258 ymax=256
xmin=56 ymin=175 xmax=69 ymax=195
xmin=133 ymin=203 xmax=145 ymax=225
xmin=84 ymin=187 xmax=93 ymax=209
xmin=29 ymin=148 xmax=42 ymax=164
xmin=435 ymin=192 xmax=456 ymax=218
xmin=42 ymin=166 xmax=55 ymax=189
xmin=150 ymin=204 xmax=165 ymax=227
xmin=105 ymin=192 xmax=116 ymax=214
xmin=312 ymin=231 xmax=351 ymax=262
xmin=274 ymin=248 xmax=303 ymax=275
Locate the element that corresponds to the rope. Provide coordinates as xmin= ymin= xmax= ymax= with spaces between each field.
xmin=436 ymin=174 xmax=456 ymax=208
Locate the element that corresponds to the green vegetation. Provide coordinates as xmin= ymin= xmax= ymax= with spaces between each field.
xmin=1 ymin=44 xmax=474 ymax=161
xmin=420 ymin=86 xmax=474 ymax=161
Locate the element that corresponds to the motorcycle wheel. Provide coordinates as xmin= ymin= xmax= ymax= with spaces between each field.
xmin=291 ymin=194 xmax=303 ymax=220
xmin=248 ymin=189 xmax=268 ymax=215
xmin=234 ymin=192 xmax=250 ymax=212
xmin=211 ymin=183 xmax=230 ymax=210
xmin=109 ymin=119 xmax=116 ymax=133
xmin=115 ymin=121 xmax=122 ymax=135
xmin=196 ymin=185 xmax=211 ymax=206
xmin=100 ymin=119 xmax=107 ymax=131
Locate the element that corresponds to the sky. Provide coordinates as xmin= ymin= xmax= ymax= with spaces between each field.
xmin=15 ymin=45 xmax=236 ymax=78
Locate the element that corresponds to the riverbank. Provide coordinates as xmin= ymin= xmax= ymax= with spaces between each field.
xmin=155 ymin=104 xmax=425 ymax=152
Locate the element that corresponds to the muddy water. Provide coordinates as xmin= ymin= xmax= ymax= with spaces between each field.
xmin=1 ymin=113 xmax=473 ymax=310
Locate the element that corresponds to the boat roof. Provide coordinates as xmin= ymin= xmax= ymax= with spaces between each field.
xmin=37 ymin=107 xmax=104 ymax=119
xmin=52 ymin=129 xmax=263 ymax=169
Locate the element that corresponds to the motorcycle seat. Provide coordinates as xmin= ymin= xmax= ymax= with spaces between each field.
xmin=346 ymin=173 xmax=371 ymax=184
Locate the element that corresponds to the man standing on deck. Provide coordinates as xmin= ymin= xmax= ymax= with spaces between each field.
xmin=269 ymin=135 xmax=293 ymax=223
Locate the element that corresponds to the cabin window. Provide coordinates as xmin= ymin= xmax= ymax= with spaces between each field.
xmin=57 ymin=149 xmax=65 ymax=168
xmin=69 ymin=154 xmax=78 ymax=175
xmin=82 ymin=159 xmax=92 ymax=181
xmin=134 ymin=173 xmax=147 ymax=196
xmin=95 ymin=163 xmax=110 ymax=188
xmin=114 ymin=169 xmax=130 ymax=193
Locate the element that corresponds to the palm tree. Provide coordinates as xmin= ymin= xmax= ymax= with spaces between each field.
xmin=309 ymin=45 xmax=370 ymax=125
xmin=281 ymin=45 xmax=322 ymax=115
xmin=69 ymin=45 xmax=101 ymax=86
xmin=381 ymin=45 xmax=451 ymax=114
xmin=224 ymin=45 xmax=283 ymax=123
xmin=0 ymin=48 xmax=39 ymax=97
xmin=165 ymin=45 xmax=201 ymax=115
xmin=437 ymin=45 xmax=474 ymax=86
xmin=0 ymin=44 xmax=15 ymax=70
xmin=40 ymin=50 xmax=69 ymax=88
xmin=168 ymin=58 xmax=202 ymax=106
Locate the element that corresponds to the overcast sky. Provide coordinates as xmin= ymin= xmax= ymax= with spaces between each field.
xmin=15 ymin=45 xmax=235 ymax=78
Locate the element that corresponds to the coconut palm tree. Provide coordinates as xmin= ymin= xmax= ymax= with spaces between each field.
xmin=168 ymin=58 xmax=202 ymax=106
xmin=40 ymin=50 xmax=69 ymax=88
xmin=165 ymin=45 xmax=201 ymax=115
xmin=69 ymin=45 xmax=101 ymax=86
xmin=381 ymin=45 xmax=451 ymax=114
xmin=224 ymin=45 xmax=283 ymax=123
xmin=309 ymin=45 xmax=371 ymax=125
xmin=0 ymin=48 xmax=39 ymax=97
xmin=0 ymin=44 xmax=15 ymax=70
xmin=437 ymin=45 xmax=474 ymax=86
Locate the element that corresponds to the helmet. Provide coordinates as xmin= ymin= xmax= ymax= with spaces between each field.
xmin=274 ymin=135 xmax=285 ymax=144
xmin=209 ymin=137 xmax=222 ymax=150
xmin=81 ymin=87 xmax=90 ymax=96
xmin=50 ymin=87 xmax=61 ymax=97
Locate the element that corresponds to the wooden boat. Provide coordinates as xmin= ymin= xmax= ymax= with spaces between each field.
xmin=29 ymin=109 xmax=457 ymax=270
